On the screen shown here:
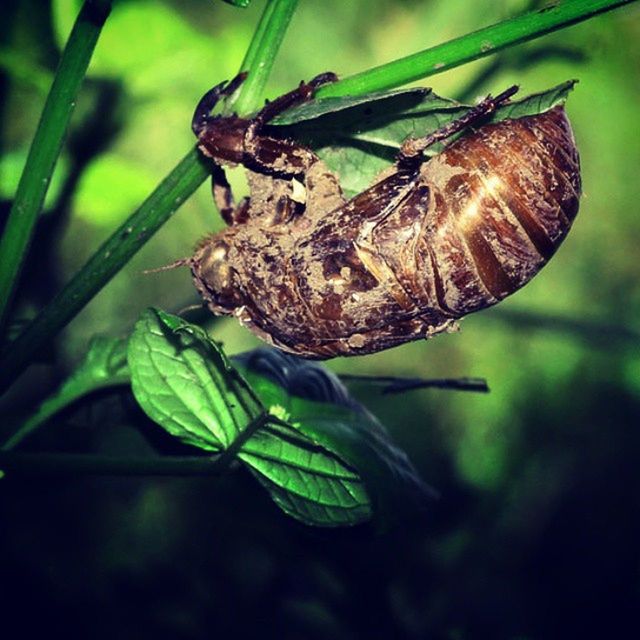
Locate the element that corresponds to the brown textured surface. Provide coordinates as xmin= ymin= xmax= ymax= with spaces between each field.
xmin=192 ymin=106 xmax=581 ymax=358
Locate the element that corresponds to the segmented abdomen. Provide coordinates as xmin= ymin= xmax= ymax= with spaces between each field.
xmin=415 ymin=105 xmax=581 ymax=316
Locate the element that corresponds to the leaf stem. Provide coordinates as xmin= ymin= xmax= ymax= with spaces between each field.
xmin=0 ymin=452 xmax=230 ymax=477
xmin=0 ymin=0 xmax=112 ymax=335
xmin=0 ymin=414 xmax=271 ymax=477
xmin=0 ymin=149 xmax=208 ymax=393
xmin=339 ymin=375 xmax=490 ymax=395
xmin=316 ymin=0 xmax=637 ymax=99
xmin=228 ymin=0 xmax=300 ymax=115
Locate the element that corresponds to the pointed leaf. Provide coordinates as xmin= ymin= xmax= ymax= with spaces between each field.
xmin=240 ymin=419 xmax=371 ymax=526
xmin=237 ymin=349 xmax=436 ymax=526
xmin=127 ymin=308 xmax=263 ymax=451
xmin=128 ymin=311 xmax=369 ymax=525
xmin=271 ymin=87 xmax=430 ymax=125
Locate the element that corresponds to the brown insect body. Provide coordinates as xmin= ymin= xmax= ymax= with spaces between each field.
xmin=190 ymin=76 xmax=581 ymax=358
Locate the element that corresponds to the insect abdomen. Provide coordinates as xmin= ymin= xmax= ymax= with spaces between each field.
xmin=414 ymin=105 xmax=581 ymax=316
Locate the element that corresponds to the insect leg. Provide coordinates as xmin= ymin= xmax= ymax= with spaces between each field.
xmin=192 ymin=72 xmax=248 ymax=136
xmin=210 ymin=164 xmax=250 ymax=226
xmin=252 ymin=72 xmax=338 ymax=128
xmin=243 ymin=73 xmax=338 ymax=175
xmin=397 ymin=85 xmax=519 ymax=165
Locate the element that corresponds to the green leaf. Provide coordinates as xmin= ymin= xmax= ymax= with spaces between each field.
xmin=271 ymin=87 xmax=430 ymax=126
xmin=491 ymin=79 xmax=577 ymax=121
xmin=222 ymin=0 xmax=251 ymax=6
xmin=2 ymin=335 xmax=129 ymax=450
xmin=128 ymin=310 xmax=371 ymax=526
xmin=238 ymin=352 xmax=435 ymax=527
xmin=239 ymin=419 xmax=371 ymax=526
xmin=127 ymin=308 xmax=262 ymax=452
xmin=275 ymin=81 xmax=576 ymax=197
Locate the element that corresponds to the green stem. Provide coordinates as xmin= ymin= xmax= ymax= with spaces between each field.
xmin=0 ymin=0 xmax=112 ymax=335
xmin=0 ymin=149 xmax=207 ymax=393
xmin=227 ymin=0 xmax=300 ymax=115
xmin=0 ymin=452 xmax=230 ymax=476
xmin=316 ymin=0 xmax=637 ymax=98
xmin=0 ymin=0 xmax=299 ymax=395
xmin=0 ymin=413 xmax=271 ymax=476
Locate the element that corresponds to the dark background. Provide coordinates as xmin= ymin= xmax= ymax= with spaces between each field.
xmin=1 ymin=0 xmax=639 ymax=638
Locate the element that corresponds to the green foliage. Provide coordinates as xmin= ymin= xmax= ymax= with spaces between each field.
xmin=126 ymin=309 xmax=435 ymax=525
xmin=128 ymin=308 xmax=261 ymax=451
xmin=128 ymin=308 xmax=373 ymax=526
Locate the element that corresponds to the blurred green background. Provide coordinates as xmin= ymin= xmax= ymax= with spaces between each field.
xmin=1 ymin=0 xmax=639 ymax=638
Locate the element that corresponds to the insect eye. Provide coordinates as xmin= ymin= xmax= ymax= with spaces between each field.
xmin=194 ymin=241 xmax=241 ymax=310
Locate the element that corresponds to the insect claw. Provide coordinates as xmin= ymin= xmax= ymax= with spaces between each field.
xmin=493 ymin=85 xmax=519 ymax=104
xmin=192 ymin=73 xmax=249 ymax=135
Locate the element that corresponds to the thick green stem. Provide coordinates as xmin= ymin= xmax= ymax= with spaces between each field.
xmin=0 ymin=0 xmax=112 ymax=335
xmin=0 ymin=149 xmax=207 ymax=392
xmin=316 ymin=0 xmax=637 ymax=98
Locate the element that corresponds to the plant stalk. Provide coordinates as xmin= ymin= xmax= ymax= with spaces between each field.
xmin=0 ymin=413 xmax=270 ymax=475
xmin=316 ymin=0 xmax=637 ymax=98
xmin=228 ymin=0 xmax=300 ymax=115
xmin=0 ymin=452 xmax=229 ymax=476
xmin=0 ymin=0 xmax=112 ymax=335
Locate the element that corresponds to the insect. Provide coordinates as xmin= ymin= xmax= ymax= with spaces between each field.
xmin=184 ymin=73 xmax=581 ymax=358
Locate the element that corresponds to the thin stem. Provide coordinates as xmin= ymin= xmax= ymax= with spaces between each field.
xmin=316 ymin=0 xmax=637 ymax=99
xmin=0 ymin=149 xmax=207 ymax=393
xmin=0 ymin=0 xmax=112 ymax=335
xmin=0 ymin=414 xmax=271 ymax=477
xmin=227 ymin=0 xmax=300 ymax=115
xmin=0 ymin=452 xmax=229 ymax=477
xmin=212 ymin=412 xmax=269 ymax=470
xmin=339 ymin=375 xmax=490 ymax=395
xmin=0 ymin=0 xmax=299 ymax=395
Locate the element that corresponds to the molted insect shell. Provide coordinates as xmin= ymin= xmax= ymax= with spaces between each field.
xmin=191 ymin=106 xmax=581 ymax=358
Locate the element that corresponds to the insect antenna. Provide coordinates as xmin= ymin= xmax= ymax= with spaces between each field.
xmin=143 ymin=257 xmax=192 ymax=275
